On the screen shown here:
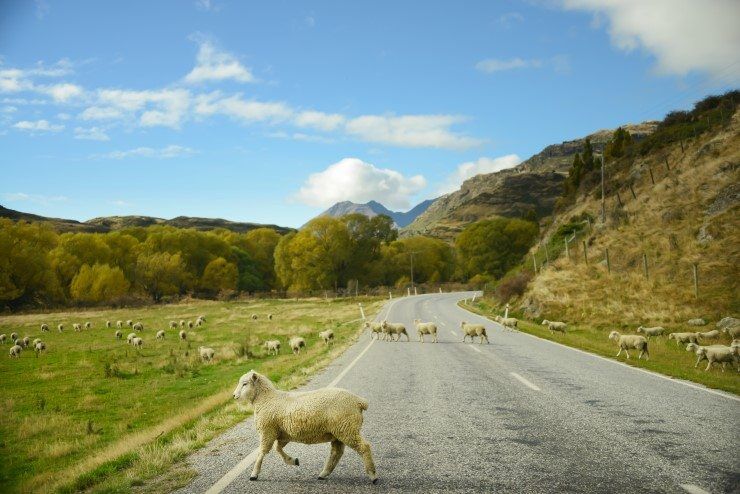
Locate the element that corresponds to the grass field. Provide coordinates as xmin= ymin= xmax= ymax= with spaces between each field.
xmin=0 ymin=297 xmax=384 ymax=493
xmin=461 ymin=299 xmax=740 ymax=396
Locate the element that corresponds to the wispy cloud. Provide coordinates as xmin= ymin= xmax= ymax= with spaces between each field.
xmin=74 ymin=126 xmax=109 ymax=141
xmin=2 ymin=192 xmax=68 ymax=204
xmin=109 ymin=199 xmax=133 ymax=207
xmin=475 ymin=57 xmax=543 ymax=73
xmin=497 ymin=12 xmax=524 ymax=27
xmin=96 ymin=144 xmax=196 ymax=160
xmin=13 ymin=119 xmax=64 ymax=132
xmin=194 ymin=0 xmax=220 ymax=12
xmin=438 ymin=155 xmax=522 ymax=194
xmin=345 ymin=114 xmax=483 ymax=150
xmin=185 ymin=38 xmax=255 ymax=84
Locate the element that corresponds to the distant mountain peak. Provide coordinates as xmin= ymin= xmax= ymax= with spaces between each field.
xmin=314 ymin=199 xmax=435 ymax=228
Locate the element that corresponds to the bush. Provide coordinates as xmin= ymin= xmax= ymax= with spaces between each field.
xmin=495 ymin=271 xmax=532 ymax=302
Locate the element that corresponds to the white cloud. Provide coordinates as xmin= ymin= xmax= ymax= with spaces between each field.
xmin=194 ymin=0 xmax=220 ymax=11
xmin=95 ymin=88 xmax=190 ymax=128
xmin=438 ymin=155 xmax=522 ymax=194
xmin=74 ymin=126 xmax=109 ymax=141
xmin=79 ymin=106 xmax=123 ymax=120
xmin=195 ymin=92 xmax=292 ymax=123
xmin=475 ymin=58 xmax=543 ymax=73
xmin=1 ymin=106 xmax=17 ymax=113
xmin=295 ymin=157 xmax=427 ymax=209
xmin=294 ymin=110 xmax=345 ymax=131
xmin=40 ymin=83 xmax=83 ymax=102
xmin=0 ymin=59 xmax=73 ymax=94
xmin=185 ymin=40 xmax=255 ymax=84
xmin=561 ymin=0 xmax=740 ymax=81
xmin=13 ymin=119 xmax=64 ymax=132
xmin=497 ymin=12 xmax=524 ymax=26
xmin=98 ymin=144 xmax=196 ymax=160
xmin=345 ymin=114 xmax=482 ymax=150
xmin=2 ymin=192 xmax=68 ymax=204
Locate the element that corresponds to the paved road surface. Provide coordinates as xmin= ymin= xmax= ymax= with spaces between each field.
xmin=175 ymin=292 xmax=739 ymax=494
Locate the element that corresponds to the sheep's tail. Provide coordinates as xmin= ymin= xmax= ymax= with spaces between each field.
xmin=358 ymin=398 xmax=369 ymax=411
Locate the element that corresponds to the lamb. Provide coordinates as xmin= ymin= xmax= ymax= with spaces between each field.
xmin=34 ymin=341 xmax=46 ymax=356
xmin=232 ymin=370 xmax=378 ymax=483
xmin=57 ymin=324 xmax=64 ymax=332
xmin=264 ymin=340 xmax=281 ymax=355
xmin=687 ymin=318 xmax=707 ymax=326
xmin=9 ymin=344 xmax=22 ymax=358
xmin=608 ymin=331 xmax=649 ymax=359
xmin=693 ymin=345 xmax=737 ymax=372
xmin=364 ymin=321 xmax=383 ymax=339
xmin=126 ymin=320 xmax=134 ymax=327
xmin=319 ymin=329 xmax=335 ymax=345
xmin=73 ymin=323 xmax=81 ymax=332
xmin=179 ymin=330 xmax=187 ymax=341
xmin=169 ymin=321 xmax=178 ymax=329
xmin=106 ymin=321 xmax=111 ymax=328
xmin=115 ymin=330 xmax=122 ymax=340
xmin=289 ymin=337 xmax=306 ymax=355
xmin=541 ymin=319 xmax=567 ymax=334
xmin=413 ymin=319 xmax=438 ymax=343
xmin=199 ymin=346 xmax=215 ymax=362
xmin=251 ymin=314 xmax=258 ymax=320
xmin=10 ymin=332 xmax=18 ymax=342
xmin=0 ymin=334 xmax=5 ymax=344
xmin=84 ymin=322 xmax=91 ymax=329
xmin=133 ymin=322 xmax=143 ymax=331
xmin=698 ymin=329 xmax=721 ymax=341
xmin=380 ymin=321 xmax=409 ymax=342
xmin=131 ymin=337 xmax=143 ymax=349
xmin=127 ymin=332 xmax=137 ymax=344
xmin=116 ymin=321 xmax=123 ymax=328
xmin=460 ymin=321 xmax=489 ymax=344
xmin=636 ymin=326 xmax=664 ymax=338
xmin=156 ymin=330 xmax=165 ymax=340
xmin=668 ymin=332 xmax=700 ymax=346
xmin=40 ymin=323 xmax=49 ymax=332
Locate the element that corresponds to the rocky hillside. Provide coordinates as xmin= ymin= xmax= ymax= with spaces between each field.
xmin=315 ymin=199 xmax=434 ymax=227
xmin=0 ymin=206 xmax=293 ymax=234
xmin=402 ymin=123 xmax=657 ymax=240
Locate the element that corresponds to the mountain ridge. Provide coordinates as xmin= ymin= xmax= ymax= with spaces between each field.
xmin=315 ymin=198 xmax=435 ymax=227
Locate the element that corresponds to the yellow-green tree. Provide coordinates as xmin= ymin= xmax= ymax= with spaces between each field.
xmin=135 ymin=251 xmax=188 ymax=301
xmin=70 ymin=263 xmax=130 ymax=303
xmin=200 ymin=257 xmax=238 ymax=295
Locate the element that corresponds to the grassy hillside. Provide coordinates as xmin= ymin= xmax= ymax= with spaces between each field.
xmin=0 ymin=297 xmax=383 ymax=493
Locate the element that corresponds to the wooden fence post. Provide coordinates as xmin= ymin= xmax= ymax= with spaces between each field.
xmin=565 ymin=237 xmax=570 ymax=260
xmin=648 ymin=166 xmax=655 ymax=185
xmin=605 ymin=248 xmax=611 ymax=274
xmin=532 ymin=253 xmax=538 ymax=273
xmin=582 ymin=241 xmax=588 ymax=264
xmin=663 ymin=156 xmax=670 ymax=171
xmin=642 ymin=253 xmax=649 ymax=279
xmin=629 ymin=183 xmax=637 ymax=199
xmin=616 ymin=190 xmax=623 ymax=207
xmin=692 ymin=263 xmax=699 ymax=299
xmin=680 ymin=140 xmax=684 ymax=152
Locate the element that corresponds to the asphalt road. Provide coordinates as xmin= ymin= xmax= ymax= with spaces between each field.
xmin=175 ymin=292 xmax=740 ymax=494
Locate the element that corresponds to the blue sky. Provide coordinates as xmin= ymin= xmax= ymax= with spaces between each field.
xmin=1 ymin=0 xmax=738 ymax=227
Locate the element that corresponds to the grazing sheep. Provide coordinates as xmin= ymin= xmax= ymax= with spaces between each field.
xmin=133 ymin=322 xmax=143 ymax=331
xmin=127 ymin=332 xmax=137 ymax=344
xmin=380 ymin=321 xmax=409 ymax=342
xmin=126 ymin=320 xmax=134 ymax=327
xmin=57 ymin=324 xmax=64 ymax=332
xmin=636 ymin=326 xmax=665 ymax=338
xmin=698 ymin=329 xmax=721 ymax=341
xmin=156 ymin=330 xmax=165 ymax=340
xmin=267 ymin=314 xmax=273 ymax=321
xmin=668 ymin=332 xmax=700 ymax=346
xmin=14 ymin=338 xmax=25 ymax=348
xmin=116 ymin=320 xmax=123 ymax=328
xmin=115 ymin=330 xmax=122 ymax=340
xmin=34 ymin=341 xmax=46 ymax=356
xmin=179 ymin=320 xmax=186 ymax=327
xmin=198 ymin=315 xmax=206 ymax=322
xmin=22 ymin=336 xmax=30 ymax=347
xmin=364 ymin=321 xmax=383 ymax=339
xmin=40 ymin=323 xmax=49 ymax=332
xmin=33 ymin=338 xmax=41 ymax=347
xmin=608 ymin=331 xmax=649 ymax=359
xmin=687 ymin=318 xmax=707 ymax=326
xmin=717 ymin=316 xmax=739 ymax=330
xmin=541 ymin=319 xmax=567 ymax=335
xmin=199 ymin=346 xmax=215 ymax=362
xmin=73 ymin=323 xmax=81 ymax=332
xmin=169 ymin=321 xmax=178 ymax=329
xmin=289 ymin=337 xmax=306 ymax=355
xmin=232 ymin=370 xmax=378 ymax=483
xmin=179 ymin=330 xmax=187 ymax=341
xmin=9 ymin=344 xmax=22 ymax=358
xmin=460 ymin=321 xmax=489 ymax=344
xmin=500 ymin=317 xmax=519 ymax=331
xmin=0 ymin=334 xmax=6 ymax=344
xmin=692 ymin=345 xmax=737 ymax=372
xmin=131 ymin=337 xmax=143 ymax=349
xmin=251 ymin=314 xmax=259 ymax=320
xmin=187 ymin=321 xmax=194 ymax=329
xmin=264 ymin=340 xmax=281 ymax=355
xmin=106 ymin=321 xmax=111 ymax=328
xmin=721 ymin=325 xmax=740 ymax=339
xmin=84 ymin=322 xmax=91 ymax=329
xmin=10 ymin=332 xmax=18 ymax=341
xmin=195 ymin=318 xmax=203 ymax=327
xmin=319 ymin=330 xmax=335 ymax=345
xmin=413 ymin=319 xmax=438 ymax=343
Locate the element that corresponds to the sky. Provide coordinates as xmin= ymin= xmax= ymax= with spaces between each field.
xmin=1 ymin=0 xmax=739 ymax=228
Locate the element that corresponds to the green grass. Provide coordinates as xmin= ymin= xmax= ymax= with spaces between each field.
xmin=460 ymin=299 xmax=740 ymax=396
xmin=0 ymin=297 xmax=384 ymax=493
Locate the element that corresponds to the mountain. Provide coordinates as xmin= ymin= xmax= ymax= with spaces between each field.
xmin=0 ymin=205 xmax=293 ymax=234
xmin=315 ymin=199 xmax=435 ymax=228
xmin=401 ymin=122 xmax=658 ymax=240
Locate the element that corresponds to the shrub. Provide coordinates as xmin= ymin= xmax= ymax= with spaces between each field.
xmin=495 ymin=271 xmax=533 ymax=302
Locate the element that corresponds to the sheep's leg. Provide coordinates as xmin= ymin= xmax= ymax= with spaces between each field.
xmin=250 ymin=434 xmax=276 ymax=480
xmin=705 ymin=361 xmax=712 ymax=372
xmin=319 ymin=440 xmax=345 ymax=479
xmin=276 ymin=439 xmax=299 ymax=466
xmin=615 ymin=348 xmax=622 ymax=357
xmin=342 ymin=436 xmax=378 ymax=484
xmin=624 ymin=348 xmax=630 ymax=359
xmin=419 ymin=333 xmax=424 ymax=343
xmin=695 ymin=356 xmax=701 ymax=368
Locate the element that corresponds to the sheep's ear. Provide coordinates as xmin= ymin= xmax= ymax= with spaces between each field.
xmin=251 ymin=373 xmax=258 ymax=381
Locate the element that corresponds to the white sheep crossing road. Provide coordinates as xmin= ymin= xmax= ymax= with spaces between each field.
xmin=175 ymin=292 xmax=739 ymax=494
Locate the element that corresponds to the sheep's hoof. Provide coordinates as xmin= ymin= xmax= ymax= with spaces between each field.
xmin=249 ymin=476 xmax=258 ymax=481
xmin=294 ymin=458 xmax=300 ymax=466
xmin=372 ymin=478 xmax=379 ymax=485
xmin=318 ymin=476 xmax=326 ymax=481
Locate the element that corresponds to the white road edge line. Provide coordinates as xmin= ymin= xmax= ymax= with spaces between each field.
xmin=510 ymin=372 xmax=541 ymax=391
xmin=680 ymin=484 xmax=711 ymax=494
xmin=456 ymin=300 xmax=740 ymax=403
xmin=467 ymin=345 xmax=482 ymax=353
xmin=328 ymin=339 xmax=375 ymax=388
xmin=450 ymin=330 xmax=458 ymax=336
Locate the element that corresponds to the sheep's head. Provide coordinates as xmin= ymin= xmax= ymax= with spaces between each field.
xmin=233 ymin=370 xmax=271 ymax=402
xmin=636 ymin=326 xmax=644 ymax=333
xmin=381 ymin=320 xmax=388 ymax=329
xmin=541 ymin=320 xmax=549 ymax=326
xmin=686 ymin=343 xmax=698 ymax=353
xmin=668 ymin=333 xmax=675 ymax=340
xmin=608 ymin=331 xmax=620 ymax=341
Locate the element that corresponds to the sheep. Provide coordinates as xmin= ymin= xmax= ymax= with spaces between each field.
xmin=698 ymin=329 xmax=721 ymax=341
xmin=156 ymin=330 xmax=165 ymax=340
xmin=264 ymin=340 xmax=281 ymax=355
xmin=116 ymin=320 xmax=123 ymax=328
xmin=717 ymin=316 xmax=739 ymax=330
xmin=636 ymin=326 xmax=664 ymax=338
xmin=721 ymin=325 xmax=740 ymax=339
xmin=169 ymin=321 xmax=178 ymax=329
xmin=40 ymin=323 xmax=49 ymax=332
xmin=9 ymin=344 xmax=22 ymax=358
xmin=267 ymin=314 xmax=273 ymax=321
xmin=693 ymin=345 xmax=737 ymax=372
xmin=22 ymin=336 xmax=30 ymax=347
xmin=131 ymin=337 xmax=143 ymax=349
xmin=73 ymin=323 xmax=81 ymax=332
xmin=84 ymin=322 xmax=91 ymax=329
xmin=126 ymin=320 xmax=134 ymax=327
xmin=541 ymin=319 xmax=567 ymax=335
xmin=10 ymin=332 xmax=18 ymax=341
xmin=34 ymin=341 xmax=46 ymax=356
xmin=57 ymin=324 xmax=64 ymax=333
xmin=179 ymin=330 xmax=187 ymax=341
xmin=364 ymin=321 xmax=383 ymax=339
xmin=413 ymin=319 xmax=438 ymax=343
xmin=106 ymin=321 xmax=111 ymax=328
xmin=133 ymin=322 xmax=143 ymax=331
xmin=199 ymin=346 xmax=215 ymax=362
xmin=195 ymin=318 xmax=203 ymax=327
xmin=14 ymin=338 xmax=26 ymax=348
xmin=232 ymin=370 xmax=378 ymax=483
xmin=500 ymin=317 xmax=519 ymax=331
xmin=687 ymin=318 xmax=707 ymax=326
xmin=319 ymin=329 xmax=335 ymax=345
xmin=0 ymin=334 xmax=5 ymax=344
xmin=115 ymin=330 xmax=122 ymax=340
xmin=460 ymin=321 xmax=489 ymax=344
xmin=380 ymin=321 xmax=409 ymax=342
xmin=198 ymin=315 xmax=207 ymax=322
xmin=187 ymin=321 xmax=194 ymax=329
xmin=668 ymin=332 xmax=700 ymax=346
xmin=608 ymin=331 xmax=649 ymax=359
xmin=179 ymin=320 xmax=186 ymax=327
xmin=251 ymin=313 xmax=258 ymax=320
xmin=289 ymin=337 xmax=306 ymax=354
xmin=379 ymin=323 xmax=394 ymax=341
xmin=32 ymin=338 xmax=41 ymax=346
xmin=127 ymin=332 xmax=137 ymax=344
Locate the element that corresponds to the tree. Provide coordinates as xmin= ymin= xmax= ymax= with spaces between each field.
xmin=243 ymin=228 xmax=281 ymax=288
xmin=200 ymin=257 xmax=238 ymax=295
xmin=456 ymin=218 xmax=538 ymax=279
xmin=341 ymin=213 xmax=397 ymax=284
xmin=604 ymin=127 xmax=632 ymax=160
xmin=231 ymin=247 xmax=265 ymax=292
xmin=70 ymin=263 xmax=129 ymax=303
xmin=135 ymin=251 xmax=188 ymax=301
